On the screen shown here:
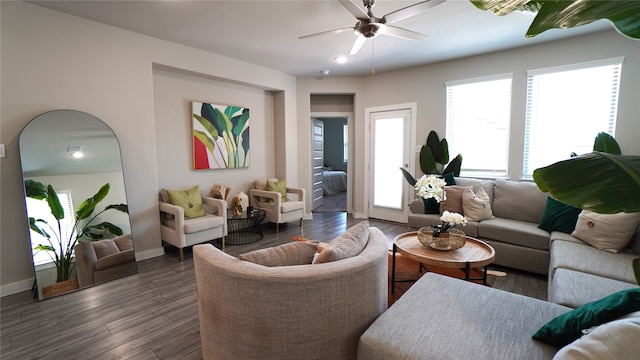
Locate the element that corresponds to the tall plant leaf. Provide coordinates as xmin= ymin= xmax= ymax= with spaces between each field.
xmin=440 ymin=138 xmax=450 ymax=165
xmin=419 ymin=146 xmax=438 ymax=175
xmin=593 ymin=132 xmax=621 ymax=155
xmin=533 ymin=152 xmax=640 ymax=213
xmin=426 ymin=131 xmax=443 ymax=164
xmin=25 ymin=179 xmax=48 ymax=199
xmin=76 ymin=183 xmax=110 ymax=220
xmin=46 ymin=185 xmax=64 ymax=220
xmin=443 ymin=154 xmax=463 ymax=177
xmin=399 ymin=168 xmax=417 ymax=187
xmin=471 ymin=0 xmax=640 ymax=40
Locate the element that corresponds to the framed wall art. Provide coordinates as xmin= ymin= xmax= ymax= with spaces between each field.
xmin=192 ymin=101 xmax=250 ymax=170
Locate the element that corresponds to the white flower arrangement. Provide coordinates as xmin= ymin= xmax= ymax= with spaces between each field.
xmin=415 ymin=174 xmax=447 ymax=203
xmin=432 ymin=211 xmax=468 ymax=237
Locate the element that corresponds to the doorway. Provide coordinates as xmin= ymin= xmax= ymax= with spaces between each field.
xmin=366 ymin=104 xmax=416 ymax=223
xmin=310 ymin=113 xmax=351 ymax=213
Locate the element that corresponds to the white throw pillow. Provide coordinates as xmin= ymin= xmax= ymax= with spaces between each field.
xmin=553 ymin=312 xmax=640 ymax=360
xmin=462 ymin=187 xmax=493 ymax=221
xmin=571 ymin=210 xmax=640 ymax=253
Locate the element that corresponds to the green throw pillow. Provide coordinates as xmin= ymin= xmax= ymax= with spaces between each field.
xmin=442 ymin=172 xmax=456 ymax=186
xmin=538 ymin=197 xmax=582 ymax=234
xmin=532 ymin=288 xmax=640 ymax=347
xmin=167 ymin=185 xmax=205 ymax=219
xmin=266 ymin=178 xmax=289 ymax=202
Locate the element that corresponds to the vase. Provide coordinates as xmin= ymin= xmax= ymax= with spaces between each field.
xmin=417 ymin=226 xmax=466 ymax=251
xmin=235 ymin=191 xmax=249 ymax=210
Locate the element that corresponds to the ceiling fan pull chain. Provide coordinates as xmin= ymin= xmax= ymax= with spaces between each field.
xmin=371 ymin=39 xmax=376 ymax=75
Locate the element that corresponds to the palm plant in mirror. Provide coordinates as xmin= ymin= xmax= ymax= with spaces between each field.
xmin=25 ymin=180 xmax=129 ymax=283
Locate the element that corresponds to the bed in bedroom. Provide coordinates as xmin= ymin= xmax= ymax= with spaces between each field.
xmin=322 ymin=170 xmax=347 ymax=196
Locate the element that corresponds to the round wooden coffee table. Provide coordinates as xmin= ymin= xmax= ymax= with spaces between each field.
xmin=391 ymin=231 xmax=495 ymax=292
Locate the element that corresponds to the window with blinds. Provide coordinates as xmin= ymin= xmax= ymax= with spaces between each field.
xmin=522 ymin=57 xmax=623 ymax=179
xmin=27 ymin=190 xmax=76 ymax=266
xmin=445 ymin=74 xmax=512 ymax=178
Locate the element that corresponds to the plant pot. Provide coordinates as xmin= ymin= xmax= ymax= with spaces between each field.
xmin=417 ymin=227 xmax=466 ymax=251
xmin=42 ymin=278 xmax=79 ymax=299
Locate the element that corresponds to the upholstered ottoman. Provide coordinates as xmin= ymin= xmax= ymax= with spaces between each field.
xmin=358 ymin=273 xmax=569 ymax=359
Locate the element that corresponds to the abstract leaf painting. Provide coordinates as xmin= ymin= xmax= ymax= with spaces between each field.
xmin=192 ymin=102 xmax=250 ymax=170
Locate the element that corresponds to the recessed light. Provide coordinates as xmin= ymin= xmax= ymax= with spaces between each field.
xmin=321 ymin=70 xmax=330 ymax=75
xmin=335 ymin=56 xmax=348 ymax=64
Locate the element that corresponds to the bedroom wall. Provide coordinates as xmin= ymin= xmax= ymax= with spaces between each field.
xmin=322 ymin=118 xmax=348 ymax=172
xmin=0 ymin=1 xmax=297 ymax=294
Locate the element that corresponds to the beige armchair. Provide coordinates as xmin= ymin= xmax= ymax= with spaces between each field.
xmin=75 ymin=234 xmax=137 ymax=288
xmin=159 ymin=189 xmax=227 ymax=261
xmin=193 ymin=224 xmax=389 ymax=360
xmin=248 ymin=178 xmax=305 ymax=233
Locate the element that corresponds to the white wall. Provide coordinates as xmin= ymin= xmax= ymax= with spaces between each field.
xmin=0 ymin=1 xmax=296 ymax=294
xmin=152 ymin=68 xmax=275 ymax=199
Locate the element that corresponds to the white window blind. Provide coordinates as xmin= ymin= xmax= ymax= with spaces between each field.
xmin=445 ymin=74 xmax=512 ymax=178
xmin=27 ymin=190 xmax=75 ymax=266
xmin=522 ymin=57 xmax=623 ymax=178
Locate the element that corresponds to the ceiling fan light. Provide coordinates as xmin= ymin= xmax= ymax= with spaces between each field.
xmin=335 ymin=56 xmax=348 ymax=64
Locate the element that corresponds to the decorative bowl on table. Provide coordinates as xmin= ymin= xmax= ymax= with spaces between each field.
xmin=417 ymin=226 xmax=466 ymax=251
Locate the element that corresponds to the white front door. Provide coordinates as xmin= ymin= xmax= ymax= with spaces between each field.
xmin=368 ymin=107 xmax=414 ymax=223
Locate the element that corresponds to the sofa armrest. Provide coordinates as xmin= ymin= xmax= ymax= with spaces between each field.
xmin=95 ymin=249 xmax=135 ymax=271
xmin=74 ymin=241 xmax=98 ymax=288
xmin=409 ymin=198 xmax=424 ymax=214
xmin=203 ymin=196 xmax=228 ymax=235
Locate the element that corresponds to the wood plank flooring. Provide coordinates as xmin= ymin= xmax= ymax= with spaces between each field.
xmin=1 ymin=212 xmax=547 ymax=359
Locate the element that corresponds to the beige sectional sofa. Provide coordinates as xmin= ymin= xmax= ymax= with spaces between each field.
xmin=407 ymin=177 xmax=640 ymax=308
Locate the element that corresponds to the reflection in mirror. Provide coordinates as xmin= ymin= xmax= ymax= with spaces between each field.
xmin=19 ymin=110 xmax=136 ymax=300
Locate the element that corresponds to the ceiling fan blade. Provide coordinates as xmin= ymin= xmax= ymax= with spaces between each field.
xmin=382 ymin=0 xmax=446 ymax=24
xmin=384 ymin=26 xmax=427 ymax=40
xmin=339 ymin=0 xmax=370 ymax=21
xmin=298 ymin=27 xmax=355 ymax=40
xmin=349 ymin=36 xmax=367 ymax=55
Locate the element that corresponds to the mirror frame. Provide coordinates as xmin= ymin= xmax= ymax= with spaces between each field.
xmin=19 ymin=109 xmax=136 ymax=300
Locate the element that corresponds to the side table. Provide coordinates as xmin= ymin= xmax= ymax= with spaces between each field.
xmin=226 ymin=209 xmax=266 ymax=245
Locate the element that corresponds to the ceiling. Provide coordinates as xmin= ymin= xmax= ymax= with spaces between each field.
xmin=29 ymin=0 xmax=612 ymax=77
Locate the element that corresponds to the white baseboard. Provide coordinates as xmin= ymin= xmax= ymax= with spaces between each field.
xmin=135 ymin=247 xmax=165 ymax=261
xmin=352 ymin=212 xmax=367 ymax=219
xmin=1 ymin=278 xmax=35 ymax=297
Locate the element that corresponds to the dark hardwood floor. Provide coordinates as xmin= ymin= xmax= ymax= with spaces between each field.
xmin=0 ymin=212 xmax=547 ymax=359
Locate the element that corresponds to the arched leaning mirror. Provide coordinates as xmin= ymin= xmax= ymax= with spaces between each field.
xmin=19 ymin=110 xmax=136 ymax=300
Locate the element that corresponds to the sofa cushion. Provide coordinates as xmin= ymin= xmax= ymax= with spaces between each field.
xmin=92 ymin=239 xmax=120 ymax=259
xmin=571 ymin=210 xmax=640 ymax=253
xmin=166 ymin=185 xmax=206 ymax=219
xmin=455 ymin=177 xmax=495 ymax=201
xmin=479 ymin=218 xmax=550 ymax=250
xmin=538 ymin=197 xmax=582 ymax=234
xmin=443 ymin=185 xmax=468 ymax=214
xmin=462 ymin=187 xmax=493 ymax=221
xmin=358 ymin=273 xmax=567 ymax=360
xmin=549 ymin=268 xmax=639 ymax=308
xmin=550 ymin=239 xmax=638 ymax=285
xmin=238 ymin=241 xmax=319 ymax=267
xmin=315 ymin=221 xmax=369 ymax=263
xmin=552 ymin=312 xmax=640 ymax=360
xmin=94 ymin=249 xmax=135 ymax=271
xmin=532 ymin=288 xmax=640 ymax=347
xmin=492 ymin=179 xmax=547 ymax=223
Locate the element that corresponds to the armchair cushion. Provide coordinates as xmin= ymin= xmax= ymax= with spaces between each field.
xmin=266 ymin=178 xmax=289 ymax=202
xmin=166 ymin=214 xmax=224 ymax=234
xmin=315 ymin=221 xmax=369 ymax=264
xmin=166 ymin=185 xmax=205 ymax=219
xmin=238 ymin=241 xmax=319 ymax=267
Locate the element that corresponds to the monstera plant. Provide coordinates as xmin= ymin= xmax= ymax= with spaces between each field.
xmin=471 ymin=0 xmax=640 ymax=40
xmin=26 ymin=180 xmax=128 ymax=283
xmin=400 ymin=130 xmax=463 ymax=186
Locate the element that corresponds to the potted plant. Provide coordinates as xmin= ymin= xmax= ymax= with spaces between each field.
xmin=400 ymin=130 xmax=462 ymax=186
xmin=25 ymin=180 xmax=128 ymax=297
xmin=533 ymin=133 xmax=640 ymax=287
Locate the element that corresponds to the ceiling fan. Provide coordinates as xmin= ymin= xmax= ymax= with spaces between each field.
xmin=299 ymin=0 xmax=445 ymax=56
